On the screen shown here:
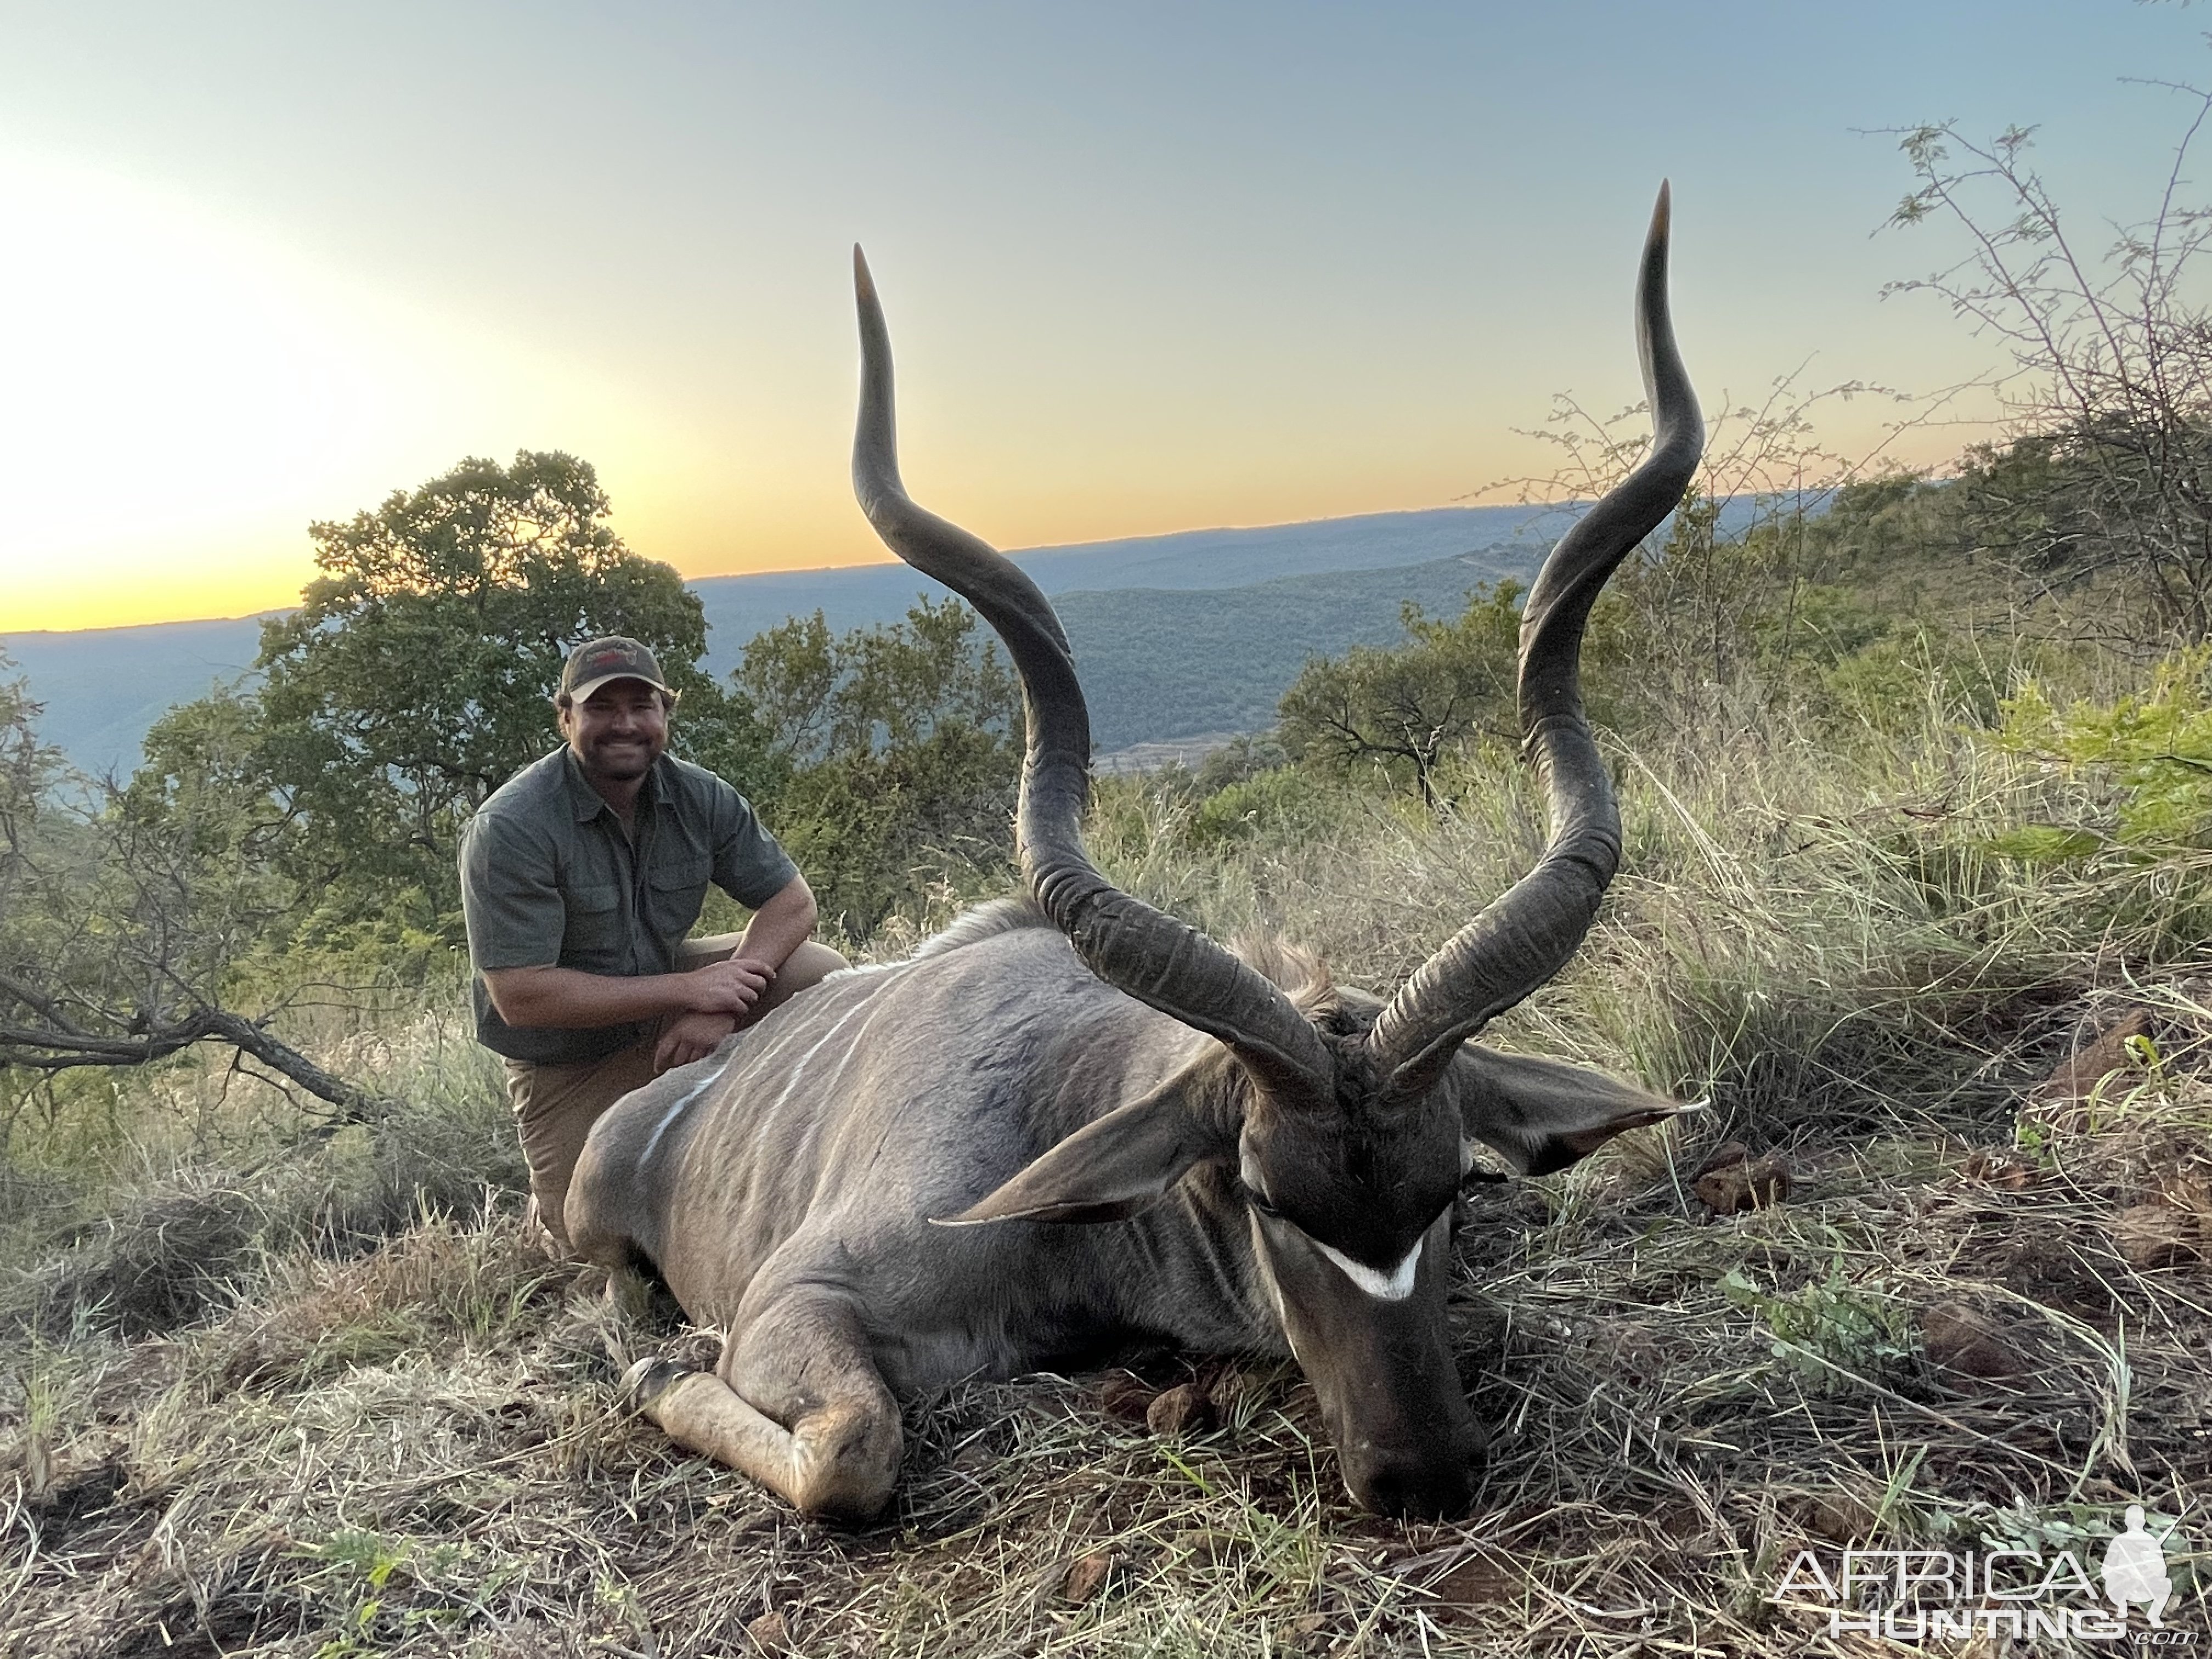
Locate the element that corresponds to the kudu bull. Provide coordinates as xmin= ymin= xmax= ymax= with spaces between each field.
xmin=569 ymin=188 xmax=1705 ymax=1523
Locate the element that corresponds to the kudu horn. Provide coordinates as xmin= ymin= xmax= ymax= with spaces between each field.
xmin=1365 ymin=183 xmax=1705 ymax=1097
xmin=850 ymin=247 xmax=1334 ymax=1102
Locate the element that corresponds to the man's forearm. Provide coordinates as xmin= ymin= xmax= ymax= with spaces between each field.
xmin=729 ymin=876 xmax=820 ymax=973
xmin=484 ymin=966 xmax=709 ymax=1031
xmin=482 ymin=876 xmax=816 ymax=1031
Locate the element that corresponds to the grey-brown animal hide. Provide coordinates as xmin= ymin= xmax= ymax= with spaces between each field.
xmin=575 ymin=906 xmax=1272 ymax=1390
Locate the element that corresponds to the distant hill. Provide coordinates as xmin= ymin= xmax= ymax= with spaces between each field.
xmin=685 ymin=502 xmax=1564 ymax=662
xmin=2 ymin=503 xmax=1564 ymax=775
xmin=0 ymin=616 xmax=280 ymax=782
xmin=1057 ymin=550 xmax=1541 ymax=752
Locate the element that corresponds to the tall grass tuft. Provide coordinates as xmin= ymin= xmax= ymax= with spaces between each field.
xmin=4 ymin=1005 xmax=522 ymax=1340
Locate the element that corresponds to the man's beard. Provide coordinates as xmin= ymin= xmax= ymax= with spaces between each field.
xmin=582 ymin=738 xmax=656 ymax=781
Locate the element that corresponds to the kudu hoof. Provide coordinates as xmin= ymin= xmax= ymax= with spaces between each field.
xmin=618 ymin=1354 xmax=690 ymax=1414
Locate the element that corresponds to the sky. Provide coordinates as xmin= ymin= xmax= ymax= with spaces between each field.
xmin=1 ymin=1 xmax=2204 ymax=633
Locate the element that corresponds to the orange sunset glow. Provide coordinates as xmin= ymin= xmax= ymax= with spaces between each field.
xmin=0 ymin=4 xmax=2193 ymax=635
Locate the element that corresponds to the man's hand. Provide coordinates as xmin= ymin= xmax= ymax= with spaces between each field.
xmin=656 ymin=1009 xmax=738 ymax=1072
xmin=654 ymin=956 xmax=778 ymax=1069
xmin=681 ymin=957 xmax=775 ymax=1018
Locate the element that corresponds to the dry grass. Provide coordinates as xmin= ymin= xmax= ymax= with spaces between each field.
xmin=5 ymin=714 xmax=2212 ymax=1655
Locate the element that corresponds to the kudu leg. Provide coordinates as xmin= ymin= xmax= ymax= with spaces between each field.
xmin=630 ymin=1295 xmax=900 ymax=1526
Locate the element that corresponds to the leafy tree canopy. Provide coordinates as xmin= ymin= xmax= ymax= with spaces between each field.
xmin=730 ymin=597 xmax=1020 ymax=937
xmin=1990 ymin=646 xmax=2212 ymax=854
xmin=1889 ymin=110 xmax=2212 ymax=642
xmin=178 ymin=452 xmax=741 ymax=949
xmin=733 ymin=595 xmax=1019 ymax=770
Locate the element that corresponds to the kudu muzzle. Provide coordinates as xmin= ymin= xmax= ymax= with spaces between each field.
xmin=1256 ymin=1206 xmax=1485 ymax=1516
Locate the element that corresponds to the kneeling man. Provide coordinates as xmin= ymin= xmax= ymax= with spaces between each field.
xmin=460 ymin=636 xmax=846 ymax=1251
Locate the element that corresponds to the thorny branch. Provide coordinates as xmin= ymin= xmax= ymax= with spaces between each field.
xmin=1883 ymin=89 xmax=2212 ymax=641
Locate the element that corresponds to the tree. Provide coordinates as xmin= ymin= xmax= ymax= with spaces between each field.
xmin=733 ymin=595 xmax=1022 ymax=770
xmin=1276 ymin=585 xmax=1523 ymax=807
xmin=730 ymin=597 xmax=1022 ymax=936
xmin=1887 ymin=94 xmax=2212 ymax=641
xmin=1487 ymin=364 xmax=1929 ymax=730
xmin=213 ymin=451 xmax=736 ymax=949
xmin=0 ymin=659 xmax=62 ymax=940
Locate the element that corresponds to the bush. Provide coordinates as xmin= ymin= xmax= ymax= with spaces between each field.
xmin=1990 ymin=646 xmax=2212 ymax=849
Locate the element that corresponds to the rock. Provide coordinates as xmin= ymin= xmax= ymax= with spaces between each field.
xmin=1059 ymin=1550 xmax=1115 ymax=1604
xmin=1959 ymin=1148 xmax=2038 ymax=1190
xmin=1694 ymin=1149 xmax=1792 ymax=1215
xmin=1146 ymin=1381 xmax=1215 ymax=1437
xmin=2111 ymin=1204 xmax=2203 ymax=1269
xmin=1692 ymin=1142 xmax=1751 ymax=1178
xmin=1922 ymin=1301 xmax=2030 ymax=1385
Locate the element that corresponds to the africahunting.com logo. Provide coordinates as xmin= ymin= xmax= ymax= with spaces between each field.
xmin=1771 ymin=1505 xmax=2198 ymax=1644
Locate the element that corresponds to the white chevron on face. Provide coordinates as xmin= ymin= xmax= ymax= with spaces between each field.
xmin=1311 ymin=1234 xmax=1423 ymax=1301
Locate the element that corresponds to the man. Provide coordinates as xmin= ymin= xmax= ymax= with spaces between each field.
xmin=460 ymin=635 xmax=846 ymax=1251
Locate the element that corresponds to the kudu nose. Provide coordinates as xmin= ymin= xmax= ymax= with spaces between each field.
xmin=1346 ymin=1434 xmax=1486 ymax=1519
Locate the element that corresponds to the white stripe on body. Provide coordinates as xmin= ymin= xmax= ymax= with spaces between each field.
xmin=756 ymin=967 xmax=913 ymax=1124
xmin=802 ymin=988 xmax=907 ymax=1104
xmin=820 ymin=961 xmax=902 ymax=984
xmin=639 ymin=1065 xmax=730 ymax=1165
xmin=1249 ymin=1235 xmax=1301 ymax=1365
xmin=638 ymin=967 xmax=913 ymax=1169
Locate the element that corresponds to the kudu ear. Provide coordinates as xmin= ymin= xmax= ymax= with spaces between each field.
xmin=935 ymin=1060 xmax=1234 ymax=1226
xmin=1453 ymin=1046 xmax=1695 ymax=1177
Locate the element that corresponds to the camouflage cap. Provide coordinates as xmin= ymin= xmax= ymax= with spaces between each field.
xmin=559 ymin=636 xmax=674 ymax=705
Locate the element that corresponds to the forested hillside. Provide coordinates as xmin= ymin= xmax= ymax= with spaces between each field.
xmin=1056 ymin=550 xmax=1542 ymax=751
xmin=0 ymin=506 xmax=1549 ymax=778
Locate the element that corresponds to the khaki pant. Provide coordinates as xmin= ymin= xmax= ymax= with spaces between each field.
xmin=505 ymin=935 xmax=847 ymax=1250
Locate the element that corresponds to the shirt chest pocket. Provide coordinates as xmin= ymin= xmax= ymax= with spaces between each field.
xmin=561 ymin=882 xmax=625 ymax=963
xmin=645 ymin=856 xmax=713 ymax=945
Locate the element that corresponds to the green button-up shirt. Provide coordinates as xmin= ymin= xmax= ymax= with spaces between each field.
xmin=459 ymin=748 xmax=798 ymax=1065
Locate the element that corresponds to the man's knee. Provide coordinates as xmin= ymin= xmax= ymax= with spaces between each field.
xmin=509 ymin=1042 xmax=659 ymax=1249
xmin=781 ymin=941 xmax=849 ymax=995
xmin=674 ymin=932 xmax=746 ymax=970
xmin=735 ymin=941 xmax=847 ymax=1029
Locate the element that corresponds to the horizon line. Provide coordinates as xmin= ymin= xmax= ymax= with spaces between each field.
xmin=6 ymin=498 xmax=1595 ymax=641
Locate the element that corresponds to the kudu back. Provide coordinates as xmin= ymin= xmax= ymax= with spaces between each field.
xmin=568 ymin=189 xmax=1705 ymax=1524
